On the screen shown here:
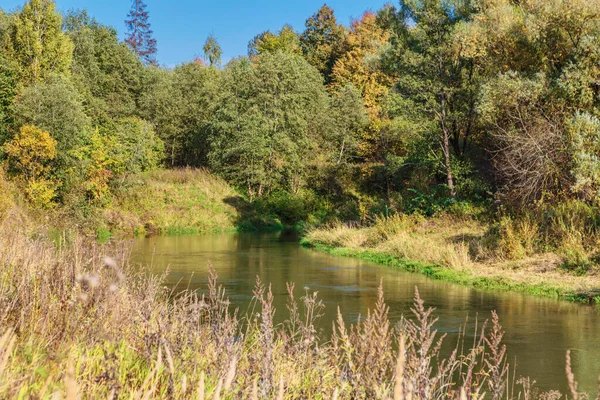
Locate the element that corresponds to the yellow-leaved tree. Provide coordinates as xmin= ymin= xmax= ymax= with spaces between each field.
xmin=3 ymin=125 xmax=58 ymax=208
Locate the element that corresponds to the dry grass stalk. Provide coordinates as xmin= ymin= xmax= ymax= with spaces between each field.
xmin=196 ymin=371 xmax=205 ymax=400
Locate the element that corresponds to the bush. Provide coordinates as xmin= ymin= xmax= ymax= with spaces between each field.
xmin=3 ymin=125 xmax=59 ymax=208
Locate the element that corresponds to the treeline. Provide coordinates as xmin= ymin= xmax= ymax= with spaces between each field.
xmin=2 ymin=0 xmax=600 ymax=225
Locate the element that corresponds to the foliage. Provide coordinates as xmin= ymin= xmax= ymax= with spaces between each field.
xmin=203 ymin=33 xmax=222 ymax=67
xmin=248 ymin=25 xmax=301 ymax=56
xmin=300 ymin=5 xmax=346 ymax=84
xmin=3 ymin=0 xmax=73 ymax=85
xmin=3 ymin=125 xmax=58 ymax=207
xmin=568 ymin=112 xmax=600 ymax=199
xmin=209 ymin=52 xmax=328 ymax=199
xmin=111 ymin=117 xmax=164 ymax=177
xmin=326 ymin=84 xmax=369 ymax=165
xmin=11 ymin=74 xmax=89 ymax=193
xmin=67 ymin=10 xmax=144 ymax=125
xmin=139 ymin=61 xmax=219 ymax=166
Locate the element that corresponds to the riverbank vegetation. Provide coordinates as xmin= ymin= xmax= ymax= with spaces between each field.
xmin=0 ymin=214 xmax=594 ymax=398
xmin=304 ymin=213 xmax=600 ymax=302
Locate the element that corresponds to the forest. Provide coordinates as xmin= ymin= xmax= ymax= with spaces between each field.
xmin=3 ymin=0 xmax=600 ymax=279
xmin=1 ymin=0 xmax=600 ymax=283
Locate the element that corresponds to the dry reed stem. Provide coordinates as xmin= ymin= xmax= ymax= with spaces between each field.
xmin=394 ymin=335 xmax=406 ymax=400
xmin=251 ymin=377 xmax=259 ymax=400
xmin=196 ymin=371 xmax=205 ymax=400
xmin=223 ymin=357 xmax=237 ymax=392
xmin=566 ymin=351 xmax=579 ymax=400
xmin=212 ymin=378 xmax=223 ymax=400
xmin=65 ymin=361 xmax=79 ymax=400
xmin=276 ymin=376 xmax=285 ymax=400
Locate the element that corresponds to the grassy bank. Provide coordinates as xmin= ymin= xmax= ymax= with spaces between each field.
xmin=93 ymin=168 xmax=283 ymax=238
xmin=0 ymin=213 xmax=595 ymax=399
xmin=303 ymin=214 xmax=600 ymax=304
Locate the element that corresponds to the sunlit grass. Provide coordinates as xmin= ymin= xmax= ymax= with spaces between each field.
xmin=304 ymin=214 xmax=600 ymax=303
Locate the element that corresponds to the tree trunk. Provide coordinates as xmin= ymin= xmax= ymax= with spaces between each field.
xmin=440 ymin=89 xmax=456 ymax=197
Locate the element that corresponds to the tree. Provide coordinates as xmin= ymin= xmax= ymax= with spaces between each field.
xmin=4 ymin=0 xmax=73 ymax=85
xmin=67 ymin=10 xmax=144 ymax=125
xmin=327 ymin=84 xmax=368 ymax=165
xmin=125 ymin=0 xmax=157 ymax=65
xmin=12 ymin=74 xmax=89 ymax=189
xmin=479 ymin=72 xmax=569 ymax=204
xmin=466 ymin=0 xmax=600 ymax=203
xmin=248 ymin=25 xmax=301 ymax=57
xmin=209 ymin=52 xmax=328 ymax=199
xmin=0 ymin=47 xmax=15 ymax=145
xmin=111 ymin=117 xmax=164 ymax=177
xmin=3 ymin=125 xmax=58 ymax=208
xmin=330 ymin=11 xmax=396 ymax=169
xmin=331 ymin=12 xmax=394 ymax=118
xmin=140 ymin=61 xmax=219 ymax=166
xmin=203 ymin=34 xmax=222 ymax=67
xmin=386 ymin=0 xmax=479 ymax=198
xmin=300 ymin=4 xmax=346 ymax=84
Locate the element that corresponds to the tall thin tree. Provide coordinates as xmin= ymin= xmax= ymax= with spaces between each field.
xmin=203 ymin=34 xmax=222 ymax=67
xmin=125 ymin=0 xmax=157 ymax=65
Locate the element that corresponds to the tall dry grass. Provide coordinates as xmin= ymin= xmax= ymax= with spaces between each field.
xmin=0 ymin=215 xmax=595 ymax=398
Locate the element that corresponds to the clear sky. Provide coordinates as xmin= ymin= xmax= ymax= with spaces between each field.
xmin=0 ymin=0 xmax=390 ymax=67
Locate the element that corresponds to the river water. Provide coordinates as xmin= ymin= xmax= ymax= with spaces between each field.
xmin=132 ymin=231 xmax=600 ymax=394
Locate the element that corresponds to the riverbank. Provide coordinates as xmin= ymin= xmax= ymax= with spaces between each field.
xmin=302 ymin=215 xmax=600 ymax=304
xmin=0 ymin=211 xmax=593 ymax=398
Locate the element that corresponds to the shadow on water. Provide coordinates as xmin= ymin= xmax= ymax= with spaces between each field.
xmin=132 ymin=231 xmax=600 ymax=394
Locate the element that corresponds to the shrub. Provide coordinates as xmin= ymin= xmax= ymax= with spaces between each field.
xmin=3 ymin=125 xmax=59 ymax=208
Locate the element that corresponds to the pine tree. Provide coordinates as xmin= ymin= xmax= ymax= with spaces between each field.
xmin=124 ymin=0 xmax=157 ymax=65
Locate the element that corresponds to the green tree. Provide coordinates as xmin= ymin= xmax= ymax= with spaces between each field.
xmin=66 ymin=10 xmax=144 ymax=125
xmin=12 ymin=74 xmax=89 ymax=188
xmin=0 ymin=48 xmax=15 ymax=145
xmin=248 ymin=25 xmax=301 ymax=57
xmin=140 ymin=61 xmax=219 ymax=166
xmin=4 ymin=0 xmax=73 ymax=85
xmin=386 ymin=0 xmax=479 ymax=197
xmin=327 ymin=84 xmax=368 ymax=165
xmin=111 ymin=117 xmax=164 ymax=177
xmin=203 ymin=34 xmax=222 ymax=67
xmin=209 ymin=52 xmax=328 ymax=199
xmin=300 ymin=5 xmax=346 ymax=84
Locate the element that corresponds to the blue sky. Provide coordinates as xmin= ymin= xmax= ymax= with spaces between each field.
xmin=1 ymin=0 xmax=391 ymax=67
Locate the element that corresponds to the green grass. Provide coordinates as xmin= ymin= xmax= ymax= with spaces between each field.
xmin=102 ymin=168 xmax=283 ymax=237
xmin=301 ymin=239 xmax=598 ymax=304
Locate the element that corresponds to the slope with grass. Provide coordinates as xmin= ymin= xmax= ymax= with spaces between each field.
xmin=102 ymin=168 xmax=278 ymax=237
xmin=302 ymin=214 xmax=600 ymax=303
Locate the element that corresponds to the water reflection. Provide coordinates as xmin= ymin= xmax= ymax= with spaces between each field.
xmin=132 ymin=232 xmax=600 ymax=394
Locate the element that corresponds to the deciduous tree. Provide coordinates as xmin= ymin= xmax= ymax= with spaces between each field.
xmin=4 ymin=0 xmax=73 ymax=85
xmin=203 ymin=34 xmax=222 ymax=67
xmin=300 ymin=5 xmax=345 ymax=84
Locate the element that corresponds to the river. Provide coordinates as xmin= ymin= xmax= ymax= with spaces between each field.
xmin=132 ymin=231 xmax=600 ymax=394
